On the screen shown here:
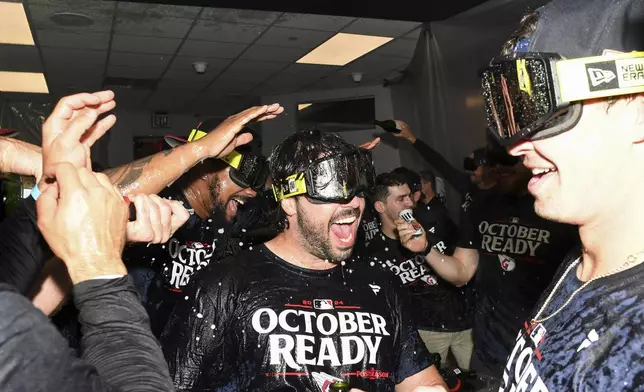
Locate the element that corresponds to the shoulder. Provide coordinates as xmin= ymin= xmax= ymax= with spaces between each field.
xmin=190 ymin=247 xmax=267 ymax=294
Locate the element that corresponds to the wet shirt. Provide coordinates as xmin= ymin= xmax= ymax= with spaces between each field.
xmin=500 ymin=251 xmax=644 ymax=391
xmin=365 ymin=199 xmax=469 ymax=332
xmin=356 ymin=199 xmax=381 ymax=254
xmin=457 ymin=193 xmax=579 ymax=374
xmin=161 ymin=246 xmax=433 ymax=392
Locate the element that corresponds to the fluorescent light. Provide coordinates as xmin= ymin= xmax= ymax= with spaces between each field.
xmin=0 ymin=2 xmax=35 ymax=45
xmin=0 ymin=72 xmax=49 ymax=94
xmin=298 ymin=103 xmax=312 ymax=111
xmin=297 ymin=33 xmax=393 ymax=66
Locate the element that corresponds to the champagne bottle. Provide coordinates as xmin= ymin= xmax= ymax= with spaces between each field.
xmin=374 ymin=119 xmax=402 ymax=134
xmin=329 ymin=380 xmax=350 ymax=392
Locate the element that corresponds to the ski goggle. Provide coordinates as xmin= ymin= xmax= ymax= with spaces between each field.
xmin=481 ymin=51 xmax=644 ymax=146
xmin=272 ymin=148 xmax=376 ymax=203
xmin=165 ymin=129 xmax=268 ymax=192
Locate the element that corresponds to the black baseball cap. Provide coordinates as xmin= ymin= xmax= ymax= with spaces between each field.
xmin=392 ymin=167 xmax=422 ymax=193
xmin=522 ymin=0 xmax=644 ymax=56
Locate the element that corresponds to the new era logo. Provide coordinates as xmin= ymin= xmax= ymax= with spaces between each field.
xmin=369 ymin=284 xmax=381 ymax=295
xmin=587 ymin=68 xmax=616 ymax=87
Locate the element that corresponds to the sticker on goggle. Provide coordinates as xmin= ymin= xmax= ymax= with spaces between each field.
xmin=272 ymin=174 xmax=307 ymax=201
xmin=556 ymin=51 xmax=644 ymax=102
xmin=188 ymin=129 xmax=208 ymax=142
xmin=221 ymin=150 xmax=243 ymax=169
xmin=516 ymin=59 xmax=533 ymax=96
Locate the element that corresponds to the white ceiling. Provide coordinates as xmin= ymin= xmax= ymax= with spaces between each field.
xmin=1 ymin=0 xmax=421 ymax=116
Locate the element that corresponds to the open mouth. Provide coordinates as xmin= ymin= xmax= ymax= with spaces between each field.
xmin=226 ymin=196 xmax=247 ymax=217
xmin=330 ymin=215 xmax=359 ymax=247
xmin=528 ymin=167 xmax=558 ymax=194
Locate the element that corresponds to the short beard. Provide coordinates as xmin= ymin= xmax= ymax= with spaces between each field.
xmin=207 ymin=175 xmax=240 ymax=259
xmin=295 ymin=200 xmax=354 ymax=263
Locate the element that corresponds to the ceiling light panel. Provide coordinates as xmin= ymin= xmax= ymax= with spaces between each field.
xmin=297 ymin=33 xmax=393 ymax=66
xmin=0 ymin=2 xmax=35 ymax=45
xmin=0 ymin=72 xmax=49 ymax=94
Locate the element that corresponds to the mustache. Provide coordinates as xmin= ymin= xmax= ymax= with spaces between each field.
xmin=330 ymin=208 xmax=361 ymax=223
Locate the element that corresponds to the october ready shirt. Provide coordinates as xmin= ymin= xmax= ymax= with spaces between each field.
xmin=161 ymin=245 xmax=433 ymax=392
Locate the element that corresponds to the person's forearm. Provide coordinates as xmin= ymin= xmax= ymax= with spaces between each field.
xmin=104 ymin=141 xmax=209 ymax=196
xmin=424 ymin=248 xmax=476 ymax=287
xmin=0 ymin=137 xmax=42 ymax=180
xmin=74 ymin=276 xmax=174 ymax=392
xmin=412 ymin=139 xmax=469 ymax=195
xmin=30 ymin=258 xmax=72 ymax=316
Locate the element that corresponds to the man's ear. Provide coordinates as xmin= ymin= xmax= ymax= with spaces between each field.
xmin=374 ymin=200 xmax=385 ymax=214
xmin=281 ymin=198 xmax=297 ymax=217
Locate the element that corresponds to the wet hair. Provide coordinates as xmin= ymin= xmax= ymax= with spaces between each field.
xmin=373 ymin=172 xmax=409 ymax=203
xmin=419 ymin=169 xmax=436 ymax=190
xmin=392 ymin=167 xmax=422 ymax=193
xmin=268 ymin=129 xmax=356 ymax=233
xmin=501 ymin=12 xmax=540 ymax=56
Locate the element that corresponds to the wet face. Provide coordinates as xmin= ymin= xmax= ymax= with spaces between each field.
xmin=382 ymin=184 xmax=414 ymax=223
xmin=293 ymin=196 xmax=364 ymax=262
xmin=467 ymin=153 xmax=485 ymax=185
xmin=202 ymin=165 xmax=258 ymax=223
xmin=508 ymin=97 xmax=644 ymax=225
xmin=421 ymin=180 xmax=434 ymax=200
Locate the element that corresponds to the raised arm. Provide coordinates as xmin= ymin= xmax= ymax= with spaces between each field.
xmin=104 ymin=104 xmax=284 ymax=196
xmin=392 ymin=121 xmax=470 ymax=195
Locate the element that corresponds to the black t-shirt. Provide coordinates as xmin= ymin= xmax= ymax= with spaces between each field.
xmin=365 ymin=198 xmax=468 ymax=332
xmin=161 ymin=246 xmax=434 ymax=392
xmin=457 ymin=193 xmax=579 ymax=374
xmin=355 ymin=199 xmax=381 ymax=254
xmin=123 ymin=184 xmax=237 ymax=335
xmin=501 ymin=250 xmax=644 ymax=391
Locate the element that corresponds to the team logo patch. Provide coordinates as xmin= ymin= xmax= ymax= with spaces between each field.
xmin=498 ymin=254 xmax=516 ymax=272
xmin=313 ymin=299 xmax=334 ymax=310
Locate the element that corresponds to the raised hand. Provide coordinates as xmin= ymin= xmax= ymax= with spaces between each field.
xmin=197 ymin=104 xmax=284 ymax=159
xmin=126 ymin=194 xmax=190 ymax=244
xmin=392 ymin=120 xmax=418 ymax=143
xmin=37 ymin=163 xmax=128 ymax=284
xmin=359 ymin=137 xmax=381 ymax=150
xmin=41 ymin=91 xmax=116 ymax=182
xmin=395 ymin=218 xmax=429 ymax=253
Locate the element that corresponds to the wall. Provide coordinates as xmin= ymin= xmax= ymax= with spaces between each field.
xmin=107 ymin=109 xmax=200 ymax=168
xmin=259 ymin=85 xmax=402 ymax=174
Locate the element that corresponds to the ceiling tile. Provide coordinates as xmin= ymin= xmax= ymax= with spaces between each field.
xmin=109 ymin=52 xmax=171 ymax=69
xmin=178 ymin=40 xmax=248 ymax=59
xmin=274 ymin=13 xmax=355 ymax=32
xmin=116 ymin=3 xmax=201 ymax=19
xmin=107 ymin=65 xmax=165 ymax=79
xmin=306 ymin=74 xmax=379 ymax=92
xmin=109 ymin=86 xmax=151 ymax=109
xmin=205 ymin=77 xmax=260 ymax=96
xmin=0 ymin=45 xmax=43 ymax=73
xmin=27 ymin=4 xmax=114 ymax=33
xmin=148 ymin=90 xmax=195 ymax=113
xmin=46 ymin=67 xmax=103 ymax=91
xmin=239 ymin=45 xmax=308 ymax=63
xmin=188 ymin=20 xmax=266 ymax=43
xmin=252 ymin=80 xmax=306 ymax=97
xmin=115 ymin=12 xmax=194 ymax=38
xmin=112 ymin=34 xmax=182 ymax=54
xmin=155 ymin=79 xmax=205 ymax=94
xmin=255 ymin=27 xmax=334 ymax=49
xmin=224 ymin=59 xmax=286 ymax=75
xmin=199 ymin=8 xmax=280 ymax=25
xmin=342 ymin=18 xmax=421 ymax=38
xmin=168 ymin=56 xmax=231 ymax=72
xmin=163 ymin=68 xmax=218 ymax=82
xmin=373 ymin=38 xmax=418 ymax=58
xmin=41 ymin=47 xmax=107 ymax=68
xmin=28 ymin=0 xmax=114 ymax=10
xmin=36 ymin=30 xmax=109 ymax=50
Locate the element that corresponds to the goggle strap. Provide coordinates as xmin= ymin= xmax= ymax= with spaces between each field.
xmin=556 ymin=51 xmax=644 ymax=102
xmin=273 ymin=173 xmax=308 ymax=201
xmin=221 ymin=150 xmax=243 ymax=169
xmin=188 ymin=129 xmax=208 ymax=142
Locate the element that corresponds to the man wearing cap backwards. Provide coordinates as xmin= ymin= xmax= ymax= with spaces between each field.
xmin=487 ymin=0 xmax=644 ymax=389
xmin=161 ymin=129 xmax=449 ymax=392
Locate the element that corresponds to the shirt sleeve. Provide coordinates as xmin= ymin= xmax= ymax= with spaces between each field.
xmin=0 ymin=196 xmax=52 ymax=294
xmin=412 ymin=139 xmax=470 ymax=196
xmin=387 ymin=278 xmax=435 ymax=384
xmin=160 ymin=263 xmax=240 ymax=391
xmin=74 ymin=276 xmax=174 ymax=392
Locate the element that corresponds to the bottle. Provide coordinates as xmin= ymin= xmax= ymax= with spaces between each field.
xmin=329 ymin=380 xmax=350 ymax=392
xmin=375 ymin=119 xmax=402 ymax=134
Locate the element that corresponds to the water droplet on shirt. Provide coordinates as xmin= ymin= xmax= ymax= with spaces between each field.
xmin=208 ymin=219 xmax=212 ymax=223
xmin=206 ymin=227 xmax=210 ymax=230
xmin=196 ymin=337 xmax=200 ymax=341
xmin=341 ymin=261 xmax=346 ymax=266
xmin=164 ymin=267 xmax=168 ymax=271
xmin=162 ymin=245 xmax=165 ymax=249
xmin=350 ymin=289 xmax=353 ymax=292
xmin=249 ymin=246 xmax=253 ymax=250
xmin=211 ymin=325 xmax=216 ymax=330
xmin=239 ymin=242 xmax=244 ymax=247
xmin=218 ymin=282 xmax=222 ymax=286
xmin=197 ymin=313 xmax=203 ymax=318
xmin=384 ymin=248 xmax=389 ymax=252
xmin=257 ymin=344 xmax=261 ymax=348
xmin=185 ymin=296 xmax=189 ymax=300
xmin=242 ymin=228 xmax=247 ymax=233
xmin=218 ymin=228 xmax=225 ymax=234
xmin=152 ymin=258 xmax=155 ymax=261
xmin=370 ymin=262 xmax=375 ymax=266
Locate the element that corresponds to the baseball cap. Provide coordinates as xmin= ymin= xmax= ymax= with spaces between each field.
xmin=392 ymin=167 xmax=422 ymax=193
xmin=522 ymin=0 xmax=644 ymax=56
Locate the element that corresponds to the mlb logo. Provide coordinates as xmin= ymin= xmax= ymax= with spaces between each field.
xmin=510 ymin=217 xmax=519 ymax=223
xmin=313 ymin=299 xmax=334 ymax=310
xmin=530 ymin=323 xmax=547 ymax=345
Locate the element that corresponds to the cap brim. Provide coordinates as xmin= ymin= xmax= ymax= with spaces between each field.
xmin=164 ymin=134 xmax=188 ymax=148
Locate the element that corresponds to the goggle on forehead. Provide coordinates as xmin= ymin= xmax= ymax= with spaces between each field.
xmin=188 ymin=129 xmax=268 ymax=192
xmin=481 ymin=51 xmax=644 ymax=146
xmin=272 ymin=148 xmax=376 ymax=203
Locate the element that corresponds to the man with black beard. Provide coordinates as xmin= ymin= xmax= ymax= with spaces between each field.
xmin=414 ymin=148 xmax=579 ymax=380
xmin=162 ymin=129 xmax=448 ymax=392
